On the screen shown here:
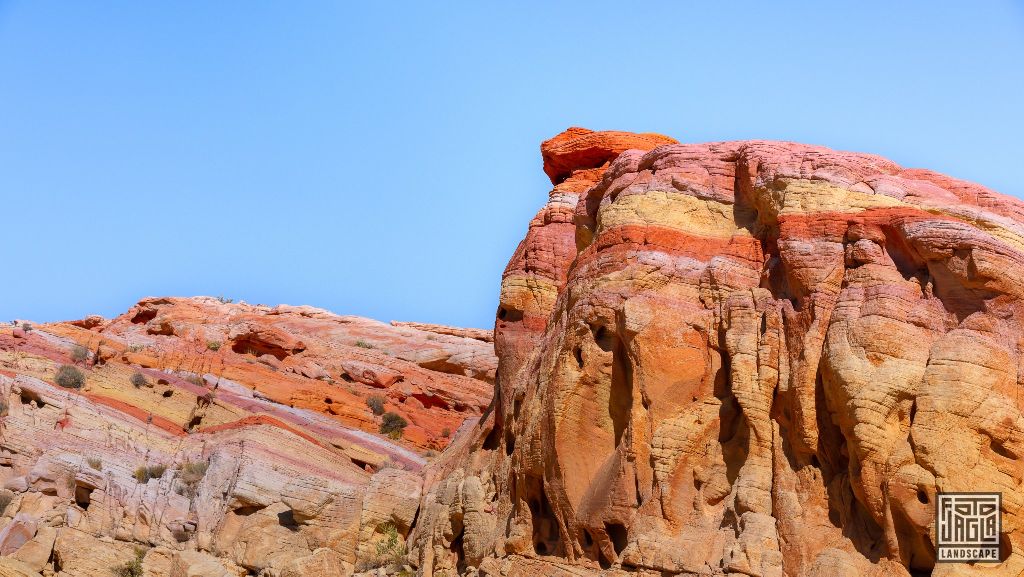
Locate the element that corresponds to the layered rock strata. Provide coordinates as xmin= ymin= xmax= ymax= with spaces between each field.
xmin=410 ymin=129 xmax=1024 ymax=577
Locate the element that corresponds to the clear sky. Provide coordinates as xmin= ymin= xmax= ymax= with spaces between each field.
xmin=1 ymin=2 xmax=1022 ymax=329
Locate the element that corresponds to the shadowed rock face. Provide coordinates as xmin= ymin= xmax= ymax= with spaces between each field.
xmin=411 ymin=130 xmax=1024 ymax=577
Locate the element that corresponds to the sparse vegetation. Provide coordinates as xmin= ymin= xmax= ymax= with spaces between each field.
xmin=441 ymin=427 xmax=451 ymax=438
xmin=354 ymin=339 xmax=375 ymax=349
xmin=133 ymin=464 xmax=167 ymax=484
xmin=20 ymin=323 xmax=32 ymax=332
xmin=356 ymin=522 xmax=407 ymax=571
xmin=380 ymin=412 xmax=408 ymax=439
xmin=184 ymin=374 xmax=206 ymax=387
xmin=70 ymin=344 xmax=89 ymax=363
xmin=111 ymin=547 xmax=145 ymax=577
xmin=174 ymin=460 xmax=209 ymax=498
xmin=130 ymin=371 xmax=148 ymax=388
xmin=206 ymin=340 xmax=221 ymax=351
xmin=55 ymin=365 xmax=86 ymax=389
xmin=127 ymin=344 xmax=144 ymax=353
xmin=216 ymin=296 xmax=234 ymax=304
xmin=366 ymin=394 xmax=386 ymax=416
xmin=87 ymin=457 xmax=103 ymax=470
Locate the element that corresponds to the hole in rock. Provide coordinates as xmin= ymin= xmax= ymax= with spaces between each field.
xmin=324 ymin=398 xmax=333 ymax=404
xmin=233 ymin=504 xmax=265 ymax=516
xmin=529 ymin=482 xmax=561 ymax=557
xmin=187 ymin=415 xmax=203 ymax=430
xmin=573 ymin=347 xmax=584 ymax=368
xmin=497 ymin=306 xmax=524 ymax=323
xmin=917 ymin=490 xmax=929 ymax=504
xmin=74 ymin=485 xmax=93 ymax=509
xmin=609 ymin=334 xmax=633 ymax=447
xmin=162 ymin=390 xmax=173 ymax=398
xmin=19 ymin=390 xmax=45 ymax=408
xmin=130 ymin=309 xmax=157 ymax=324
xmin=592 ymin=325 xmax=614 ymax=352
xmin=605 ymin=522 xmax=628 ymax=556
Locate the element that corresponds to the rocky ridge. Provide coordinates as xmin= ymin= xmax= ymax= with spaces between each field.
xmin=1 ymin=127 xmax=1022 ymax=577
xmin=0 ymin=298 xmax=494 ymax=576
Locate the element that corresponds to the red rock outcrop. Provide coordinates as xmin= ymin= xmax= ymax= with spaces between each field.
xmin=410 ymin=130 xmax=1024 ymax=577
xmin=0 ymin=299 xmax=495 ymax=576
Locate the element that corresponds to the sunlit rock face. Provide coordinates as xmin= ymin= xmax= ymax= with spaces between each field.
xmin=412 ymin=130 xmax=1024 ymax=577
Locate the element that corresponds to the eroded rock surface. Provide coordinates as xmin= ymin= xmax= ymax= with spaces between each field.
xmin=411 ymin=129 xmax=1024 ymax=577
xmin=0 ymin=300 xmax=494 ymax=576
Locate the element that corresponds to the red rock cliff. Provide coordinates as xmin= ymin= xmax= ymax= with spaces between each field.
xmin=411 ymin=129 xmax=1024 ymax=577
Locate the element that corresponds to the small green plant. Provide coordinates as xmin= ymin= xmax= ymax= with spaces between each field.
xmin=376 ymin=521 xmax=407 ymax=566
xmin=366 ymin=394 xmax=386 ymax=416
xmin=0 ymin=491 xmax=12 ymax=514
xmin=20 ymin=323 xmax=32 ymax=332
xmin=55 ymin=364 xmax=86 ymax=389
xmin=380 ymin=412 xmax=408 ymax=439
xmin=87 ymin=457 xmax=103 ymax=470
xmin=127 ymin=344 xmax=144 ymax=353
xmin=130 ymin=371 xmax=148 ymax=388
xmin=206 ymin=340 xmax=221 ymax=351
xmin=111 ymin=547 xmax=145 ymax=577
xmin=70 ymin=344 xmax=89 ymax=363
xmin=184 ymin=374 xmax=205 ymax=387
xmin=216 ymin=295 xmax=234 ymax=304
xmin=441 ymin=427 xmax=451 ymax=438
xmin=354 ymin=339 xmax=375 ymax=349
xmin=133 ymin=464 xmax=167 ymax=484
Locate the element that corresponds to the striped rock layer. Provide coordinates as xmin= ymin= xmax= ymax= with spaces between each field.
xmin=411 ymin=131 xmax=1024 ymax=577
xmin=0 ymin=299 xmax=495 ymax=576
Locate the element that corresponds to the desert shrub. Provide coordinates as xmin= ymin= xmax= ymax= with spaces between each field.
xmin=216 ymin=296 xmax=234 ymax=304
xmin=126 ymin=344 xmax=144 ymax=353
xmin=130 ymin=371 xmax=148 ymax=388
xmin=87 ymin=457 xmax=103 ymax=470
xmin=0 ymin=491 xmax=13 ymax=514
xmin=184 ymin=374 xmax=206 ymax=387
xmin=206 ymin=340 xmax=221 ymax=351
xmin=20 ymin=323 xmax=32 ymax=332
xmin=111 ymin=547 xmax=145 ymax=577
xmin=354 ymin=339 xmax=375 ymax=349
xmin=355 ymin=522 xmax=407 ymax=571
xmin=441 ymin=427 xmax=451 ymax=438
xmin=366 ymin=394 xmax=386 ymax=416
xmin=55 ymin=365 xmax=85 ymax=389
xmin=175 ymin=460 xmax=208 ymax=498
xmin=133 ymin=464 xmax=167 ymax=484
xmin=380 ymin=412 xmax=408 ymax=439
xmin=70 ymin=344 xmax=89 ymax=363
xmin=179 ymin=460 xmax=208 ymax=482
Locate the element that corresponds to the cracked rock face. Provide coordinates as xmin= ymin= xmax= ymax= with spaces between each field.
xmin=411 ymin=130 xmax=1024 ymax=577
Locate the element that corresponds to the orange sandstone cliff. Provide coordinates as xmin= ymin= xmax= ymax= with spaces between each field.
xmin=409 ymin=129 xmax=1024 ymax=577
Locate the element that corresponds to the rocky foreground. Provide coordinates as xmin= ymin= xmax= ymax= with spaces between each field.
xmin=0 ymin=298 xmax=493 ymax=576
xmin=2 ymin=127 xmax=1023 ymax=577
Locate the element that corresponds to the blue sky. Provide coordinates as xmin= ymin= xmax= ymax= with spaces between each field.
xmin=1 ymin=2 xmax=1022 ymax=328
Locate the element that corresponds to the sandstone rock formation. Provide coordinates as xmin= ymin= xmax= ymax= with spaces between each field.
xmin=3 ymin=127 xmax=1022 ymax=577
xmin=410 ymin=129 xmax=1024 ymax=577
xmin=0 ymin=299 xmax=494 ymax=576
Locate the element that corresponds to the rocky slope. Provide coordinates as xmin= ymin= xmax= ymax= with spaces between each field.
xmin=0 ymin=298 xmax=494 ymax=576
xmin=410 ymin=128 xmax=1024 ymax=577
xmin=2 ymin=127 xmax=1022 ymax=577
